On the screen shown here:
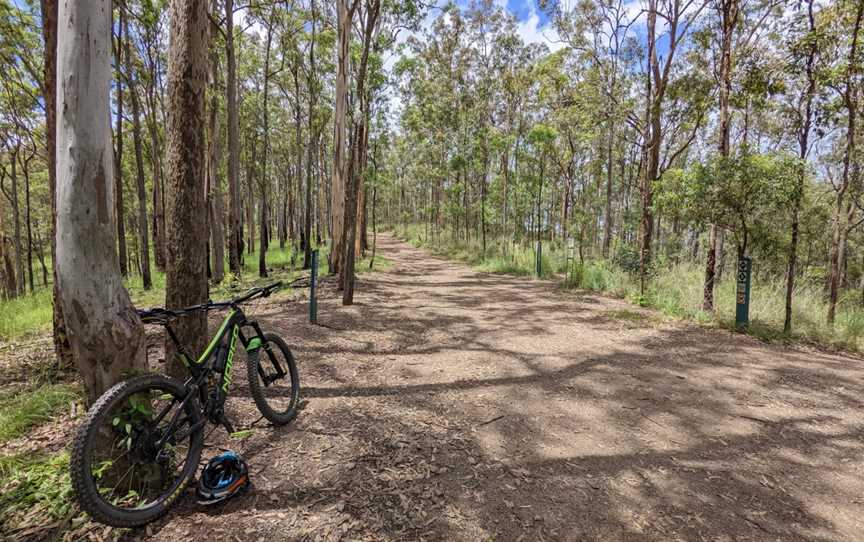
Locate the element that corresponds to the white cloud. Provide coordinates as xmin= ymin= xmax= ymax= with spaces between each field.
xmin=493 ymin=0 xmax=566 ymax=53
xmin=516 ymin=10 xmax=566 ymax=53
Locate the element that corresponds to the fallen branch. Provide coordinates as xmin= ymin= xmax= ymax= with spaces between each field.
xmin=476 ymin=414 xmax=505 ymax=427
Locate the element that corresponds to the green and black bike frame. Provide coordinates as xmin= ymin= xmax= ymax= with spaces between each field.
xmin=158 ymin=306 xmax=284 ymax=436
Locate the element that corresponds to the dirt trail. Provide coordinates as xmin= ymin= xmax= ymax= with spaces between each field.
xmin=142 ymin=233 xmax=864 ymax=542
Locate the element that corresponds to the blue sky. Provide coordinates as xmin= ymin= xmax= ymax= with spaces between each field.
xmin=505 ymin=0 xmax=552 ymax=27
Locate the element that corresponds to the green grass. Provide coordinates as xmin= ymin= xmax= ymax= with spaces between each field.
xmin=0 ymin=289 xmax=54 ymax=340
xmin=0 ymin=383 xmax=81 ymax=443
xmin=0 ymin=242 xmax=389 ymax=342
xmin=394 ymin=223 xmax=864 ymax=353
xmin=0 ymin=451 xmax=76 ymax=533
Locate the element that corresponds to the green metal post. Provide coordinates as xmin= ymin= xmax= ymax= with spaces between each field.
xmin=309 ymin=249 xmax=318 ymax=323
xmin=735 ymin=256 xmax=752 ymax=330
xmin=536 ymin=241 xmax=542 ymax=278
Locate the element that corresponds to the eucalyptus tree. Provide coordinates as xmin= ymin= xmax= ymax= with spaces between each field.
xmin=782 ymin=0 xmax=823 ymax=333
xmin=164 ymin=0 xmax=209 ymax=375
xmin=38 ymin=0 xmax=73 ymax=366
xmin=225 ymin=0 xmax=243 ymax=276
xmin=636 ymin=0 xmax=709 ymax=294
xmin=702 ymin=0 xmax=784 ymax=311
xmin=826 ymin=0 xmax=864 ymax=325
xmin=551 ymin=0 xmax=636 ymax=257
xmin=55 ymin=0 xmax=147 ymax=402
xmin=123 ymin=10 xmax=152 ymax=289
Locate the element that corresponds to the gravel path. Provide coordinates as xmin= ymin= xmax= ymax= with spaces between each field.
xmin=139 ymin=233 xmax=864 ymax=542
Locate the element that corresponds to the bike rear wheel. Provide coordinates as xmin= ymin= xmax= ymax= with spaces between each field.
xmin=70 ymin=374 xmax=204 ymax=527
xmin=247 ymin=333 xmax=300 ymax=425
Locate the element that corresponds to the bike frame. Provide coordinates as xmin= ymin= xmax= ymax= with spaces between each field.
xmin=154 ymin=306 xmax=284 ymax=441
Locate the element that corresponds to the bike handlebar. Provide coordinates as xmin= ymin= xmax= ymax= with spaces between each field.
xmin=137 ymin=281 xmax=283 ymax=323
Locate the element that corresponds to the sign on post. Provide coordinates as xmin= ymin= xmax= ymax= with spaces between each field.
xmin=309 ymin=249 xmax=318 ymax=323
xmin=735 ymin=256 xmax=752 ymax=330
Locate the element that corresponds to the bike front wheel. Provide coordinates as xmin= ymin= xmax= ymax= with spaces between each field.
xmin=70 ymin=374 xmax=204 ymax=527
xmin=247 ymin=333 xmax=300 ymax=425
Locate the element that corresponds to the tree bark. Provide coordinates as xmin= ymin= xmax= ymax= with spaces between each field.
xmin=304 ymin=0 xmax=317 ymax=269
xmin=21 ymin=148 xmax=35 ymax=293
xmin=258 ymin=12 xmax=275 ymax=278
xmin=330 ymin=0 xmax=352 ymax=276
xmin=56 ymin=0 xmax=147 ymax=403
xmin=114 ymin=7 xmax=128 ymax=278
xmin=208 ymin=30 xmax=225 ymax=283
xmin=40 ymin=0 xmax=73 ymax=367
xmin=3 ymin=144 xmax=25 ymax=298
xmin=225 ymin=0 xmax=242 ymax=276
xmin=125 ymin=18 xmax=152 ymax=290
xmin=164 ymin=0 xmax=209 ymax=375
xmin=341 ymin=0 xmax=379 ymax=305
xmin=703 ymin=0 xmax=738 ymax=312
xmin=827 ymin=0 xmax=863 ymax=324
xmin=785 ymin=0 xmax=817 ymax=334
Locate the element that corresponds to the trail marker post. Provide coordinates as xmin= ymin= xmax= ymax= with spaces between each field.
xmin=735 ymin=256 xmax=752 ymax=330
xmin=535 ymin=241 xmax=542 ymax=278
xmin=309 ymin=249 xmax=318 ymax=323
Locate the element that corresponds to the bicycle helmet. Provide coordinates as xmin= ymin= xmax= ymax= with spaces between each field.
xmin=196 ymin=451 xmax=251 ymax=505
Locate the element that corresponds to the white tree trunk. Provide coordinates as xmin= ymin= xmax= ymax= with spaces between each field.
xmin=56 ymin=0 xmax=146 ymax=404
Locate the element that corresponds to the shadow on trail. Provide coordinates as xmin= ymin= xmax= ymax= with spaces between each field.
xmin=130 ymin=234 xmax=864 ymax=541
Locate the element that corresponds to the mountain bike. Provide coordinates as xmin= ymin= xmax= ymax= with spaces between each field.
xmin=70 ymin=282 xmax=300 ymax=527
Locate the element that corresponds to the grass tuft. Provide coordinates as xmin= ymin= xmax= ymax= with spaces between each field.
xmin=0 ymin=289 xmax=54 ymax=340
xmin=0 ymin=452 xmax=75 ymax=532
xmin=0 ymin=383 xmax=81 ymax=443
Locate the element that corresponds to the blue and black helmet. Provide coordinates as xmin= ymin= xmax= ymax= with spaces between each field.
xmin=196 ymin=451 xmax=250 ymax=505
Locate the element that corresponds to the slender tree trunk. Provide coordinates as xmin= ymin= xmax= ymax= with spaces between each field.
xmin=20 ymin=149 xmax=35 ymax=293
xmin=56 ymin=0 xmax=147 ymax=403
xmin=164 ymin=0 xmax=209 ymax=376
xmin=703 ymin=0 xmax=738 ymax=311
xmin=34 ymin=222 xmax=48 ymax=287
xmin=304 ymin=0 xmax=317 ymax=269
xmin=114 ymin=8 xmax=128 ymax=278
xmin=341 ymin=0 xmax=380 ymax=305
xmin=225 ymin=0 xmax=242 ymax=276
xmin=125 ymin=18 xmax=152 ymax=290
xmin=330 ymin=0 xmax=352 ymax=276
xmin=144 ymin=83 xmax=167 ymax=272
xmin=369 ymin=180 xmax=377 ymax=269
xmin=638 ymin=1 xmax=658 ymax=295
xmin=5 ymin=145 xmax=25 ymax=297
xmin=827 ymin=0 xmax=863 ymax=324
xmin=785 ymin=0 xmax=817 ymax=334
xmin=602 ymin=119 xmax=615 ymax=257
xmin=355 ymin=106 xmax=371 ymax=258
xmin=40 ymin=0 xmax=72 ymax=366
xmin=258 ymin=14 xmax=275 ymax=278
xmin=208 ymin=30 xmax=225 ymax=283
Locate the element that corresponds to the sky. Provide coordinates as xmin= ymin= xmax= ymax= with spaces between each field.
xmin=480 ymin=0 xmax=563 ymax=52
